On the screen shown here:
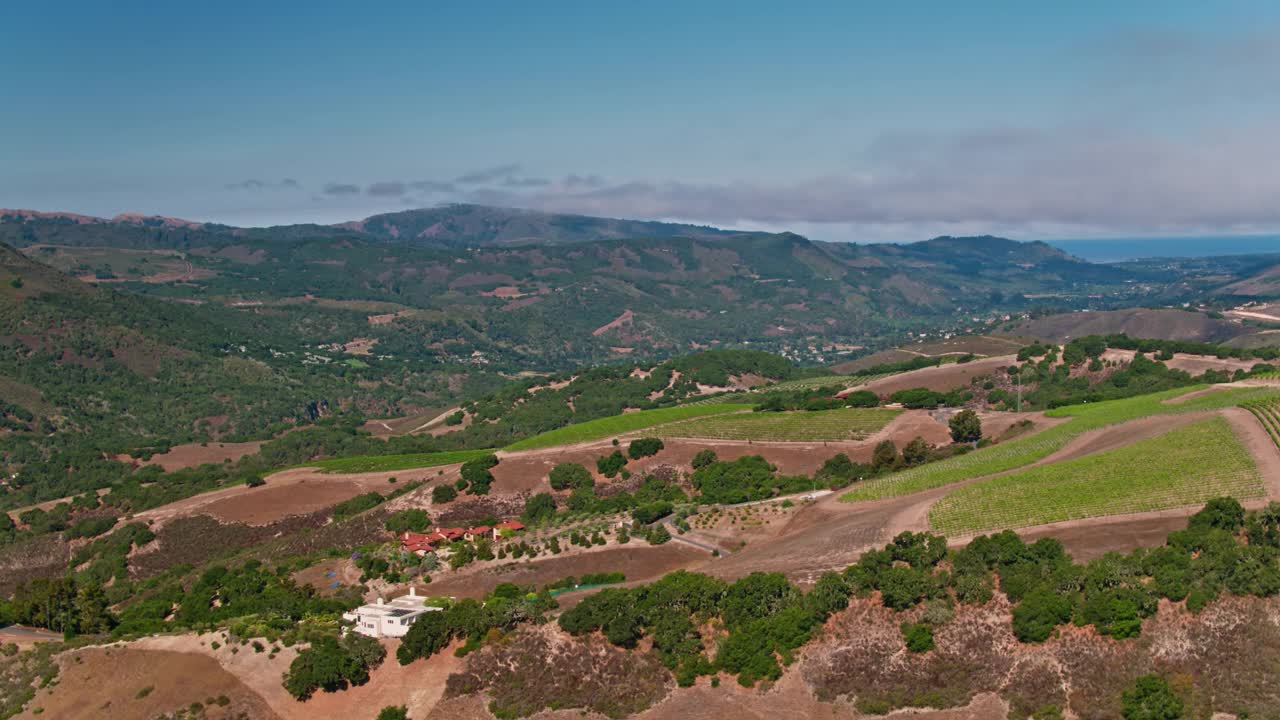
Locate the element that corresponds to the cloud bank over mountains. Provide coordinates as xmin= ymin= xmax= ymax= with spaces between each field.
xmin=221 ymin=121 xmax=1280 ymax=241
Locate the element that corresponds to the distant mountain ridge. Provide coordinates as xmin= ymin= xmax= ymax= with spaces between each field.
xmin=339 ymin=204 xmax=744 ymax=247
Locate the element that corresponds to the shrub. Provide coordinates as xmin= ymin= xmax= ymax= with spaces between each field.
xmin=332 ymin=492 xmax=385 ymax=521
xmin=244 ymin=475 xmax=266 ymax=488
xmin=691 ymin=449 xmax=718 ymax=469
xmin=522 ymin=492 xmax=557 ymax=523
xmin=901 ymin=437 xmax=931 ymax=466
xmin=871 ymin=440 xmax=898 ymax=471
xmin=844 ymin=389 xmax=879 ymax=408
xmin=628 ymin=437 xmax=665 ymax=460
xmin=948 ymin=409 xmax=982 ymax=444
xmin=1011 ymin=590 xmax=1074 ymax=643
xmin=377 ymin=707 xmax=409 ymax=720
xmin=632 ymin=501 xmax=674 ymax=524
xmin=596 ymin=451 xmax=628 ymax=478
xmin=460 ymin=454 xmax=500 ymax=495
xmin=901 ymin=622 xmax=935 ymax=652
xmin=431 ymin=484 xmax=457 ymax=504
xmin=385 ymin=509 xmax=431 ymax=534
xmin=548 ymin=463 xmax=593 ymax=491
xmin=445 ymin=410 xmax=465 ymax=426
xmin=1121 ymin=674 xmax=1183 ymax=720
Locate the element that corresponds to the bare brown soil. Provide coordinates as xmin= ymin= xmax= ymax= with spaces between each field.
xmin=126 ymin=632 xmax=462 ymax=720
xmin=1166 ymin=352 xmax=1261 ymax=374
xmin=852 ymin=356 xmax=1016 ymax=396
xmin=1012 ymin=308 xmax=1245 ymax=344
xmin=1019 ymin=511 xmax=1198 ymax=562
xmin=423 ymin=543 xmax=706 ymax=600
xmin=125 ymin=440 xmax=265 ymax=471
xmin=0 ymin=625 xmax=61 ymax=650
xmin=17 ymin=646 xmax=278 ymax=720
xmin=135 ymin=465 xmax=426 ymax=527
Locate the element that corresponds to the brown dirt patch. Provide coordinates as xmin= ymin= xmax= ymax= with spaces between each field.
xmin=852 ymin=356 xmax=1016 ymax=396
xmin=128 ymin=632 xmax=463 ymax=720
xmin=1019 ymin=511 xmax=1197 ymax=562
xmin=135 ymin=465 xmax=427 ymax=527
xmin=423 ymin=544 xmax=706 ymax=600
xmin=1165 ymin=352 xmax=1261 ymax=375
xmin=18 ymin=646 xmax=277 ymax=720
xmin=200 ymin=479 xmax=370 ymax=525
xmin=126 ymin=440 xmax=265 ymax=472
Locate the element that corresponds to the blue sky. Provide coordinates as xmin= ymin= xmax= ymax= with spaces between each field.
xmin=4 ymin=1 xmax=1280 ymax=243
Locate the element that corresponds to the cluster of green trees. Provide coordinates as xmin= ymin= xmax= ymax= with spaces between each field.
xmin=999 ymin=335 xmax=1278 ymax=412
xmin=549 ymin=462 xmax=594 ymax=491
xmin=0 ymin=577 xmax=113 ymax=636
xmin=847 ymin=498 xmax=1280 ymax=644
xmin=456 ymin=454 xmax=500 ymax=495
xmin=284 ymin=632 xmax=386 ymax=700
xmin=396 ymin=583 xmax=559 ymax=664
xmin=525 ymin=471 xmax=688 ymax=524
xmin=691 ymin=455 xmax=816 ymax=505
xmin=111 ymin=560 xmax=360 ymax=637
xmin=596 ymin=451 xmax=628 ymax=478
xmin=384 ymin=508 xmax=431 ymax=533
xmin=754 ymin=387 xmax=879 ymax=412
xmin=1101 ymin=334 xmax=1280 ymax=362
xmin=559 ymin=569 xmax=852 ymax=686
xmin=888 ymin=387 xmax=972 ymax=409
xmin=534 ymin=498 xmax=1280 ymax=691
xmin=628 ymin=437 xmax=664 ymax=459
xmin=5 ymin=557 xmax=363 ymax=640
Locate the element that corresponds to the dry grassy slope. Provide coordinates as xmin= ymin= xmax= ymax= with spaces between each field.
xmin=1221 ymin=263 xmax=1280 ymax=297
xmin=1009 ymin=308 xmax=1245 ymax=343
xmin=831 ymin=334 xmax=1030 ymax=374
xmin=0 ymin=240 xmax=98 ymax=300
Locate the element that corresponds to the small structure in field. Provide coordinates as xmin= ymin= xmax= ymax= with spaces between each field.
xmin=342 ymin=587 xmax=441 ymax=638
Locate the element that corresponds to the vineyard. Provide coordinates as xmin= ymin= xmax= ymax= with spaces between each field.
xmin=841 ymin=385 xmax=1280 ymax=502
xmin=1244 ymin=397 xmax=1280 ymax=449
xmin=654 ymin=408 xmax=901 ymax=442
xmin=503 ymin=404 xmax=754 ymax=451
xmin=928 ymin=416 xmax=1264 ymax=535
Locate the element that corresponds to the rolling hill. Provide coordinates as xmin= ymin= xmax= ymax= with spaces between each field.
xmin=4 ymin=205 xmax=1247 ymax=374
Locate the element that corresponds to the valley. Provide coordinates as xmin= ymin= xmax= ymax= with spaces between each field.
xmin=2 ymin=206 xmax=1280 ymax=720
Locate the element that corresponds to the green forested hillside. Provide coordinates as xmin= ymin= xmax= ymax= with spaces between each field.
xmin=1 ymin=208 xmax=1221 ymax=376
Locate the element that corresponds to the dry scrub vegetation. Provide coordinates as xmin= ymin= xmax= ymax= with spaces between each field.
xmin=443 ymin=625 xmax=670 ymax=718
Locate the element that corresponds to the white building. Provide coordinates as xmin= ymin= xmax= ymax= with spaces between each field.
xmin=342 ymin=587 xmax=442 ymax=638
